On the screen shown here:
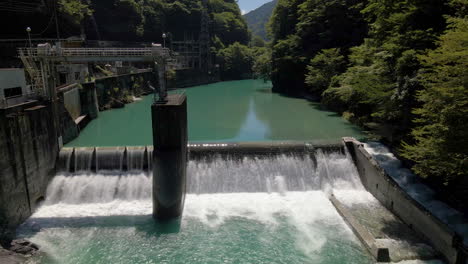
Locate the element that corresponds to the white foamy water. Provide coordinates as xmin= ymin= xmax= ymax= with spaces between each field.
xmin=45 ymin=173 xmax=152 ymax=204
xmin=364 ymin=142 xmax=468 ymax=245
xmin=22 ymin=192 xmax=370 ymax=264
xmin=18 ymin=153 xmax=375 ymax=264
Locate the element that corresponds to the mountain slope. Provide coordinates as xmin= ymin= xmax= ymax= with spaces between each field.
xmin=243 ymin=0 xmax=278 ymax=40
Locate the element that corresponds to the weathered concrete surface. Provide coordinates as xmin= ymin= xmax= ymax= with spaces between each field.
xmin=330 ymin=194 xmax=390 ymax=262
xmin=169 ymin=68 xmax=219 ymax=88
xmin=58 ymin=96 xmax=79 ymax=145
xmin=188 ymin=142 xmax=342 ymax=160
xmin=0 ymin=103 xmax=58 ymax=246
xmin=57 ymin=142 xmax=344 ymax=172
xmin=333 ymin=191 xmax=439 ymax=262
xmin=152 ymin=94 xmax=188 ymax=220
xmin=344 ymin=137 xmax=466 ymax=264
xmin=80 ymin=82 xmax=99 ymax=120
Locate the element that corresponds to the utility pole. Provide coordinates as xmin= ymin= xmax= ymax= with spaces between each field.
xmin=54 ymin=0 xmax=60 ymax=41
xmin=199 ymin=0 xmax=210 ymax=71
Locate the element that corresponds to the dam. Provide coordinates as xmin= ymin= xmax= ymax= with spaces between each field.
xmin=18 ymin=144 xmax=374 ymax=264
xmin=1 ymin=80 xmax=467 ymax=264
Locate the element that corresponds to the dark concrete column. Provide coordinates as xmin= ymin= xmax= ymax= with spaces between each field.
xmin=152 ymin=94 xmax=188 ymax=220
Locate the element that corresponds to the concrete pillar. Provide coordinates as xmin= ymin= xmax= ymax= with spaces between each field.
xmin=152 ymin=94 xmax=188 ymax=220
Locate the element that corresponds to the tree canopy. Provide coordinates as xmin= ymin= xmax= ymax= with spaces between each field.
xmin=268 ymin=0 xmax=467 ymax=203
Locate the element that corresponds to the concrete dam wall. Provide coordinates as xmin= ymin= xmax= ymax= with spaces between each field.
xmin=1 ymin=132 xmax=468 ymax=264
xmin=344 ymin=138 xmax=468 ymax=264
xmin=57 ymin=142 xmax=344 ymax=173
xmin=0 ymin=103 xmax=58 ymax=245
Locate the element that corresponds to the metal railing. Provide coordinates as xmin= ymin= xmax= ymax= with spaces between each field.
xmin=0 ymin=92 xmax=40 ymax=109
xmin=18 ymin=47 xmax=171 ymax=59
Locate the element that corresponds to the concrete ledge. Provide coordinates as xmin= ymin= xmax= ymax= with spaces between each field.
xmin=344 ymin=137 xmax=466 ymax=264
xmin=59 ymin=142 xmax=344 ymax=172
xmin=330 ymin=194 xmax=390 ymax=262
xmin=188 ymin=141 xmax=343 ymax=159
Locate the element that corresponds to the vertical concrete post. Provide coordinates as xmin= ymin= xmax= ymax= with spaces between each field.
xmin=152 ymin=94 xmax=188 ymax=220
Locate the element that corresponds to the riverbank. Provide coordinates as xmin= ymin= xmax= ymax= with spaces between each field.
xmin=279 ymin=88 xmax=468 ymax=215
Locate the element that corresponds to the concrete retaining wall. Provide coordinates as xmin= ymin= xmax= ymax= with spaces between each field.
xmin=170 ymin=68 xmax=220 ymax=88
xmin=344 ymin=138 xmax=466 ymax=264
xmin=63 ymin=87 xmax=81 ymax=121
xmin=95 ymin=71 xmax=154 ymax=109
xmin=80 ymin=82 xmax=99 ymax=120
xmin=0 ymin=103 xmax=58 ymax=245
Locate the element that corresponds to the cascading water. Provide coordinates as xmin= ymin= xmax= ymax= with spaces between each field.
xmin=127 ymin=147 xmax=146 ymax=171
xmin=18 ymin=150 xmax=374 ymax=264
xmin=73 ymin=148 xmax=94 ymax=172
xmin=96 ymin=147 xmax=125 ymax=172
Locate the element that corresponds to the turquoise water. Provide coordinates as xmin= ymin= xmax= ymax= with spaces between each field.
xmin=24 ymin=80 xmax=373 ymax=263
xmin=18 ymin=153 xmax=374 ymax=264
xmin=67 ymin=80 xmax=364 ymax=147
xmin=20 ymin=193 xmax=373 ymax=264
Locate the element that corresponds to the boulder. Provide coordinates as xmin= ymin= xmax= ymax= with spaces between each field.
xmin=0 ymin=245 xmax=27 ymax=264
xmin=9 ymin=239 xmax=39 ymax=256
xmin=110 ymin=100 xmax=125 ymax=109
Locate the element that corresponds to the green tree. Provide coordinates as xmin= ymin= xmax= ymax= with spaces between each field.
xmin=217 ymin=42 xmax=254 ymax=80
xmin=59 ymin=0 xmax=93 ymax=26
xmin=209 ymin=0 xmax=249 ymax=46
xmin=269 ymin=0 xmax=367 ymax=94
xmin=322 ymin=0 xmax=447 ymax=138
xmin=253 ymin=47 xmax=272 ymax=82
xmin=305 ymin=48 xmax=345 ymax=95
xmin=401 ymin=17 xmax=468 ymax=190
xmin=251 ymin=35 xmax=266 ymax=47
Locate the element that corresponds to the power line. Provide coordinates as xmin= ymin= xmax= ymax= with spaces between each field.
xmin=0 ymin=7 xmax=37 ymax=13
xmin=54 ymin=0 xmax=60 ymax=40
xmin=32 ymin=10 xmax=56 ymax=36
xmin=0 ymin=1 xmax=43 ymax=9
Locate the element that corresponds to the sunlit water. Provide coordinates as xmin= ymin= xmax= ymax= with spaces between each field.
xmin=66 ymin=80 xmax=364 ymax=147
xmin=18 ymin=153 xmax=374 ymax=264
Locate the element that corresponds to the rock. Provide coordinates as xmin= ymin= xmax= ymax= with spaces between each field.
xmin=9 ymin=239 xmax=39 ymax=256
xmin=0 ymin=245 xmax=27 ymax=264
xmin=110 ymin=100 xmax=125 ymax=109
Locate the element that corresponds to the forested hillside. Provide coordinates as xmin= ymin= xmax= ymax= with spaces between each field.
xmin=0 ymin=0 xmax=252 ymax=80
xmin=1 ymin=0 xmax=249 ymax=46
xmin=266 ymin=0 xmax=468 ymax=204
xmin=243 ymin=0 xmax=278 ymax=40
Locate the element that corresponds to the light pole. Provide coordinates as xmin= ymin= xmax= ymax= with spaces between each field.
xmin=162 ymin=33 xmax=167 ymax=48
xmin=26 ymin=27 xmax=32 ymax=48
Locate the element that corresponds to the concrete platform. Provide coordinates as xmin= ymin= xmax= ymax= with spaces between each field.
xmin=333 ymin=190 xmax=440 ymax=263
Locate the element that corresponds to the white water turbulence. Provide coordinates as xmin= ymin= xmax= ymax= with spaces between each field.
xmin=18 ymin=151 xmax=374 ymax=264
xmin=364 ymin=142 xmax=468 ymax=246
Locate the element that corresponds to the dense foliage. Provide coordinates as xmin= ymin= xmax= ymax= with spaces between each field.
xmin=268 ymin=0 xmax=467 ymax=202
xmin=243 ymin=0 xmax=278 ymax=40
xmin=0 ymin=0 xmax=250 ymax=79
xmin=87 ymin=0 xmax=248 ymax=47
xmin=401 ymin=15 xmax=468 ymax=195
xmin=216 ymin=42 xmax=253 ymax=80
xmin=269 ymin=0 xmax=367 ymax=95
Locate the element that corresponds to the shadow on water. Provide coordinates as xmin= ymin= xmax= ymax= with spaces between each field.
xmin=255 ymin=88 xmax=273 ymax=94
xmin=252 ymin=86 xmax=366 ymax=142
xmin=21 ymin=215 xmax=182 ymax=237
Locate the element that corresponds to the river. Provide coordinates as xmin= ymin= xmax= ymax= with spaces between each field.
xmin=67 ymin=79 xmax=364 ymax=147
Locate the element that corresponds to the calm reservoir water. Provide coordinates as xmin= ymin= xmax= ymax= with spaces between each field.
xmin=67 ymin=80 xmax=364 ymax=147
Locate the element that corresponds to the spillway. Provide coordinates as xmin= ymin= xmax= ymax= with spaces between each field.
xmin=18 ymin=149 xmax=376 ymax=264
